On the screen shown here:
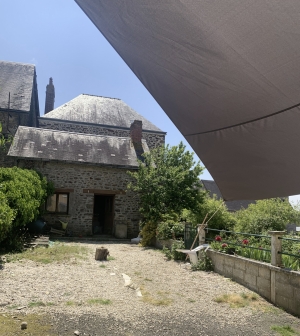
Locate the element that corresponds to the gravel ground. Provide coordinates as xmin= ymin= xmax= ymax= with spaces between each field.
xmin=0 ymin=241 xmax=299 ymax=336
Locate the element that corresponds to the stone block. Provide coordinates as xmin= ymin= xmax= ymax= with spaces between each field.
xmin=232 ymin=268 xmax=244 ymax=281
xmin=114 ymin=223 xmax=128 ymax=239
xmin=247 ymin=263 xmax=259 ymax=276
xmin=275 ymin=281 xmax=293 ymax=298
xmin=289 ymin=300 xmax=300 ymax=317
xmin=224 ymin=256 xmax=234 ymax=266
xmin=234 ymin=259 xmax=246 ymax=271
xmin=275 ymin=270 xmax=290 ymax=285
xmin=257 ymin=277 xmax=270 ymax=291
xmin=223 ymin=265 xmax=233 ymax=277
xmin=258 ymin=266 xmax=270 ymax=280
xmin=244 ymin=273 xmax=257 ymax=287
xmin=290 ymin=274 xmax=300 ymax=289
xmin=258 ymin=287 xmax=271 ymax=301
xmin=275 ymin=294 xmax=290 ymax=311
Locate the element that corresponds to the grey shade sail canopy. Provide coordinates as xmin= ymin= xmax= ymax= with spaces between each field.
xmin=75 ymin=0 xmax=300 ymax=200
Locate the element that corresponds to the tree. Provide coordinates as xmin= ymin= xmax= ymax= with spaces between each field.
xmin=235 ymin=198 xmax=300 ymax=234
xmin=182 ymin=196 xmax=237 ymax=232
xmin=0 ymin=122 xmax=12 ymax=149
xmin=0 ymin=167 xmax=52 ymax=248
xmin=128 ymin=142 xmax=204 ymax=244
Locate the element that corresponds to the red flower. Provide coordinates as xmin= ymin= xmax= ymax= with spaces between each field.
xmin=221 ymin=243 xmax=228 ymax=248
xmin=242 ymin=239 xmax=249 ymax=245
xmin=215 ymin=235 xmax=222 ymax=242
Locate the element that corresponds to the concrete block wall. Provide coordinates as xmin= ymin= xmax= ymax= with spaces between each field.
xmin=38 ymin=119 xmax=165 ymax=150
xmin=207 ymin=250 xmax=300 ymax=317
xmin=18 ymin=160 xmax=141 ymax=238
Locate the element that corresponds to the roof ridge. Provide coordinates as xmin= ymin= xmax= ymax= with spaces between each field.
xmin=18 ymin=125 xmax=150 ymax=141
xmin=0 ymin=60 xmax=35 ymax=67
xmin=81 ymin=93 xmax=121 ymax=100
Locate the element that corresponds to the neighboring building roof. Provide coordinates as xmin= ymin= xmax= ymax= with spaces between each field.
xmin=201 ymin=180 xmax=255 ymax=212
xmin=41 ymin=94 xmax=164 ymax=132
xmin=0 ymin=61 xmax=35 ymax=111
xmin=8 ymin=126 xmax=149 ymax=168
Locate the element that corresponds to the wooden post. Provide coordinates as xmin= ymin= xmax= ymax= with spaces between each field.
xmin=268 ymin=231 xmax=285 ymax=267
xmin=95 ymin=247 xmax=109 ymax=261
xmin=198 ymin=224 xmax=206 ymax=246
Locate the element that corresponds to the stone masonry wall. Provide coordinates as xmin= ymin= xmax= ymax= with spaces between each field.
xmin=0 ymin=110 xmax=29 ymax=136
xmin=18 ymin=160 xmax=141 ymax=238
xmin=38 ymin=119 xmax=165 ymax=150
xmin=207 ymin=250 xmax=300 ymax=317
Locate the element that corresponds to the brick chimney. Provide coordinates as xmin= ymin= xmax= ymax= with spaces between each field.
xmin=130 ymin=120 xmax=144 ymax=160
xmin=44 ymin=77 xmax=55 ymax=114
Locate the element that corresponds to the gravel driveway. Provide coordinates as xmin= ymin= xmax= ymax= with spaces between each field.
xmin=0 ymin=241 xmax=299 ymax=336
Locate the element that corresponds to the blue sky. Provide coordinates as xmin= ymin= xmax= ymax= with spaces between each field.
xmin=2 ymin=1 xmax=299 ymax=204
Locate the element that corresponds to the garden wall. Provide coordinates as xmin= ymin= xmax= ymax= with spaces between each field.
xmin=207 ymin=250 xmax=300 ymax=317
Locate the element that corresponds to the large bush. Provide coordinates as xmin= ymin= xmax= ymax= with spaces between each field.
xmin=235 ymin=198 xmax=300 ymax=234
xmin=0 ymin=167 xmax=50 ymax=245
xmin=0 ymin=191 xmax=15 ymax=240
xmin=182 ymin=196 xmax=237 ymax=232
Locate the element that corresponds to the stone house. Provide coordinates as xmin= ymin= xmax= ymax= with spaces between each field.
xmin=1 ymin=60 xmax=166 ymax=237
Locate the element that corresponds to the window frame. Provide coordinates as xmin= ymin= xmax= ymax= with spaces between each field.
xmin=46 ymin=192 xmax=69 ymax=214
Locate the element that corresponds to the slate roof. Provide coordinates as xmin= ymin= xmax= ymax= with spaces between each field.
xmin=42 ymin=94 xmax=163 ymax=132
xmin=0 ymin=61 xmax=35 ymax=111
xmin=8 ymin=126 xmax=149 ymax=168
xmin=201 ymin=180 xmax=255 ymax=212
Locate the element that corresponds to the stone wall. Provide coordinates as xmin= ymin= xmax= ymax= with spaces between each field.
xmin=0 ymin=110 xmax=29 ymax=136
xmin=18 ymin=160 xmax=141 ymax=238
xmin=38 ymin=118 xmax=165 ymax=150
xmin=207 ymin=250 xmax=300 ymax=317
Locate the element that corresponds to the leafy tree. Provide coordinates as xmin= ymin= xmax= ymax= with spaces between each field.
xmin=128 ymin=142 xmax=204 ymax=245
xmin=182 ymin=196 xmax=237 ymax=232
xmin=0 ymin=167 xmax=52 ymax=246
xmin=0 ymin=191 xmax=15 ymax=241
xmin=234 ymin=198 xmax=300 ymax=234
xmin=0 ymin=122 xmax=12 ymax=149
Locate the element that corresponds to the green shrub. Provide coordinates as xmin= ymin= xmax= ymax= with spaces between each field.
xmin=182 ymin=196 xmax=237 ymax=232
xmin=156 ymin=220 xmax=184 ymax=240
xmin=0 ymin=191 xmax=15 ymax=240
xmin=0 ymin=167 xmax=52 ymax=249
xmin=235 ymin=198 xmax=300 ymax=234
xmin=191 ymin=253 xmax=214 ymax=271
xmin=162 ymin=240 xmax=185 ymax=261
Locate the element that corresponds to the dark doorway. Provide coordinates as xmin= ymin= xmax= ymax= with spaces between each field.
xmin=92 ymin=195 xmax=114 ymax=235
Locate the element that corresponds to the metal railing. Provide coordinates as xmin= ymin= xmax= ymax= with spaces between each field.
xmin=184 ymin=225 xmax=300 ymax=269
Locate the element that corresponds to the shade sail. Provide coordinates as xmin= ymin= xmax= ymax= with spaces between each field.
xmin=75 ymin=0 xmax=300 ymax=200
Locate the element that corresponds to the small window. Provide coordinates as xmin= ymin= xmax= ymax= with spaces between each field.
xmin=46 ymin=193 xmax=69 ymax=214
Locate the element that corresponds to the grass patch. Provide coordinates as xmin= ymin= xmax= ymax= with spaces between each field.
xmin=99 ymin=264 xmax=106 ymax=268
xmin=6 ymin=305 xmax=18 ymax=310
xmin=271 ymin=325 xmax=297 ymax=336
xmin=214 ymin=292 xmax=259 ymax=308
xmin=107 ymin=256 xmax=115 ymax=261
xmin=144 ymin=278 xmax=152 ymax=281
xmin=6 ymin=243 xmax=89 ymax=264
xmin=28 ymin=301 xmax=46 ymax=308
xmin=140 ymin=287 xmax=172 ymax=306
xmin=187 ymin=298 xmax=196 ymax=303
xmin=66 ymin=301 xmax=76 ymax=306
xmin=86 ymin=298 xmax=111 ymax=305
xmin=0 ymin=313 xmax=55 ymax=335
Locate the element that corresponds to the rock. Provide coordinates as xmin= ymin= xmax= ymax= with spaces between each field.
xmin=74 ymin=331 xmax=80 ymax=335
xmin=21 ymin=322 xmax=27 ymax=330
xmin=17 ymin=306 xmax=26 ymax=310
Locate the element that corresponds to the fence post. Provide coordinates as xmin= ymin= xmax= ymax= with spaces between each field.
xmin=268 ymin=231 xmax=285 ymax=267
xmin=198 ymin=224 xmax=206 ymax=245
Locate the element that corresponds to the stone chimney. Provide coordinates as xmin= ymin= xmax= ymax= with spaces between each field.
xmin=44 ymin=77 xmax=55 ymax=114
xmin=130 ymin=120 xmax=144 ymax=160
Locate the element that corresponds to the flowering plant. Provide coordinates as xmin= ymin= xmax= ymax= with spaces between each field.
xmin=215 ymin=235 xmax=222 ymax=242
xmin=242 ymin=239 xmax=249 ymax=245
